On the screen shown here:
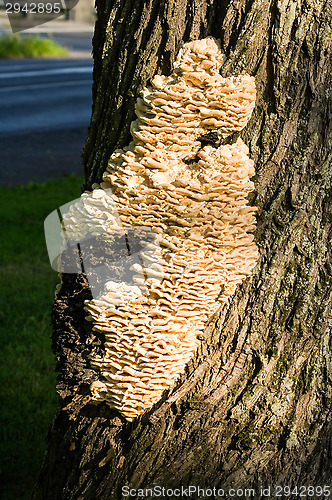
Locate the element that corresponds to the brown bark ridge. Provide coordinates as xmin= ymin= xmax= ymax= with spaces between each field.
xmin=33 ymin=0 xmax=332 ymax=498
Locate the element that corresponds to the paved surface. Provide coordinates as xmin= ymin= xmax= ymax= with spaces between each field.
xmin=0 ymin=126 xmax=89 ymax=185
xmin=0 ymin=57 xmax=93 ymax=185
xmin=0 ymin=8 xmax=94 ymax=34
xmin=0 ymin=18 xmax=94 ymax=186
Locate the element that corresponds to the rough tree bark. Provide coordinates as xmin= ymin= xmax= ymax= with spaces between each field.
xmin=33 ymin=0 xmax=332 ymax=498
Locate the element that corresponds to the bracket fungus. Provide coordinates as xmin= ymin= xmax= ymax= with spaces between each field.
xmin=62 ymin=37 xmax=258 ymax=421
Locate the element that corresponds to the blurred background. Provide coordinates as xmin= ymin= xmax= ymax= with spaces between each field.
xmin=0 ymin=0 xmax=94 ymax=185
xmin=0 ymin=1 xmax=94 ymax=498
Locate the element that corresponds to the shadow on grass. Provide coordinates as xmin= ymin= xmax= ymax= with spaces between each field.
xmin=0 ymin=174 xmax=84 ymax=500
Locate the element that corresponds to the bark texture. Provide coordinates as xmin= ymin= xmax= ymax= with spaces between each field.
xmin=34 ymin=0 xmax=332 ymax=498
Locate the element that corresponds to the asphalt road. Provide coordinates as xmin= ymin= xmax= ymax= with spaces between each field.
xmin=0 ymin=55 xmax=93 ymax=186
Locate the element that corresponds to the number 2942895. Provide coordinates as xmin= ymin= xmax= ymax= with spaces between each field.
xmin=274 ymin=485 xmax=331 ymax=497
xmin=5 ymin=3 xmax=62 ymax=14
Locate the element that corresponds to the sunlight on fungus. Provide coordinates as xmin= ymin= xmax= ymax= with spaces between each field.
xmin=61 ymin=37 xmax=258 ymax=421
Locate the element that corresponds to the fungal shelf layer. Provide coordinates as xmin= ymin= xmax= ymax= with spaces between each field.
xmin=61 ymin=37 xmax=258 ymax=421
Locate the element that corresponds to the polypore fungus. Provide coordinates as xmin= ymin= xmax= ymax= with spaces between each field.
xmin=62 ymin=37 xmax=258 ymax=421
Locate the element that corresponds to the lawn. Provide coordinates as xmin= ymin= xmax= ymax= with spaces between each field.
xmin=0 ymin=175 xmax=84 ymax=500
xmin=0 ymin=33 xmax=68 ymax=58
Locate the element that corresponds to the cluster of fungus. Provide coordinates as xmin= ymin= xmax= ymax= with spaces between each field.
xmin=61 ymin=37 xmax=258 ymax=421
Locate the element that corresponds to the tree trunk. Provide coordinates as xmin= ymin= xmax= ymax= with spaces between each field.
xmin=33 ymin=0 xmax=332 ymax=498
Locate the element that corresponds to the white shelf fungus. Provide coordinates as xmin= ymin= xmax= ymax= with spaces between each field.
xmin=65 ymin=37 xmax=258 ymax=421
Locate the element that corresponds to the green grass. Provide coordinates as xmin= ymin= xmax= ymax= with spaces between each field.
xmin=0 ymin=33 xmax=68 ymax=59
xmin=0 ymin=175 xmax=84 ymax=500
